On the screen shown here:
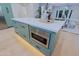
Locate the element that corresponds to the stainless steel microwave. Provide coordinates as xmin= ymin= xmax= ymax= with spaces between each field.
xmin=29 ymin=26 xmax=50 ymax=48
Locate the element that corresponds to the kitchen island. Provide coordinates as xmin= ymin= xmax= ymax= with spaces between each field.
xmin=12 ymin=18 xmax=65 ymax=56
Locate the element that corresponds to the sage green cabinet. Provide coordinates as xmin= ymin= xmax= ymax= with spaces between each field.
xmin=13 ymin=21 xmax=29 ymax=41
xmin=1 ymin=3 xmax=14 ymax=27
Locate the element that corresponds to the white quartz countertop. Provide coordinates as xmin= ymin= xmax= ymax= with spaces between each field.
xmin=12 ymin=18 xmax=65 ymax=33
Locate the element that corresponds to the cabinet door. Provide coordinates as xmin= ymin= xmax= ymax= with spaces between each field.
xmin=1 ymin=3 xmax=14 ymax=27
xmin=48 ymin=32 xmax=57 ymax=55
xmin=14 ymin=21 xmax=29 ymax=41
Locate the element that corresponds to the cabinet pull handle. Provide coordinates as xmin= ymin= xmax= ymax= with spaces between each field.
xmin=6 ymin=7 xmax=9 ymax=13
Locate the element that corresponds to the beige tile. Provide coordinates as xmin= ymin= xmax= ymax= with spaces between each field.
xmin=0 ymin=27 xmax=79 ymax=56
xmin=0 ymin=28 xmax=43 ymax=56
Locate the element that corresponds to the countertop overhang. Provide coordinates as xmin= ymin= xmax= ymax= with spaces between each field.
xmin=12 ymin=18 xmax=65 ymax=33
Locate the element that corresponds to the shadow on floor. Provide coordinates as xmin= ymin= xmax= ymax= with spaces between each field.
xmin=0 ymin=16 xmax=8 ymax=30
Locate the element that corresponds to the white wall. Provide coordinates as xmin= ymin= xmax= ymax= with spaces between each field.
xmin=11 ymin=3 xmax=39 ymax=18
xmin=23 ymin=3 xmax=39 ymax=18
xmin=11 ymin=3 xmax=79 ymax=22
xmin=24 ymin=3 xmax=34 ymax=18
xmin=11 ymin=3 xmax=27 ymax=18
xmin=51 ymin=3 xmax=79 ymax=21
xmin=70 ymin=5 xmax=79 ymax=20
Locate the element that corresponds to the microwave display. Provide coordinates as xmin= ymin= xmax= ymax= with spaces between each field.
xmin=31 ymin=32 xmax=47 ymax=45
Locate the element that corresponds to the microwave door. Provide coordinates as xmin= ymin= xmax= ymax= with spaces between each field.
xmin=31 ymin=32 xmax=49 ymax=48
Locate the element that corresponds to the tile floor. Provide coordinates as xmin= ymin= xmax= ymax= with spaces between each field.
xmin=0 ymin=28 xmax=43 ymax=56
xmin=0 ymin=17 xmax=8 ymax=30
xmin=0 ymin=27 xmax=79 ymax=56
xmin=0 ymin=22 xmax=8 ymax=30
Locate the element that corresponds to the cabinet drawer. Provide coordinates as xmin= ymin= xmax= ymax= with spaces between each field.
xmin=15 ymin=25 xmax=28 ymax=34
xmin=14 ymin=21 xmax=28 ymax=30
